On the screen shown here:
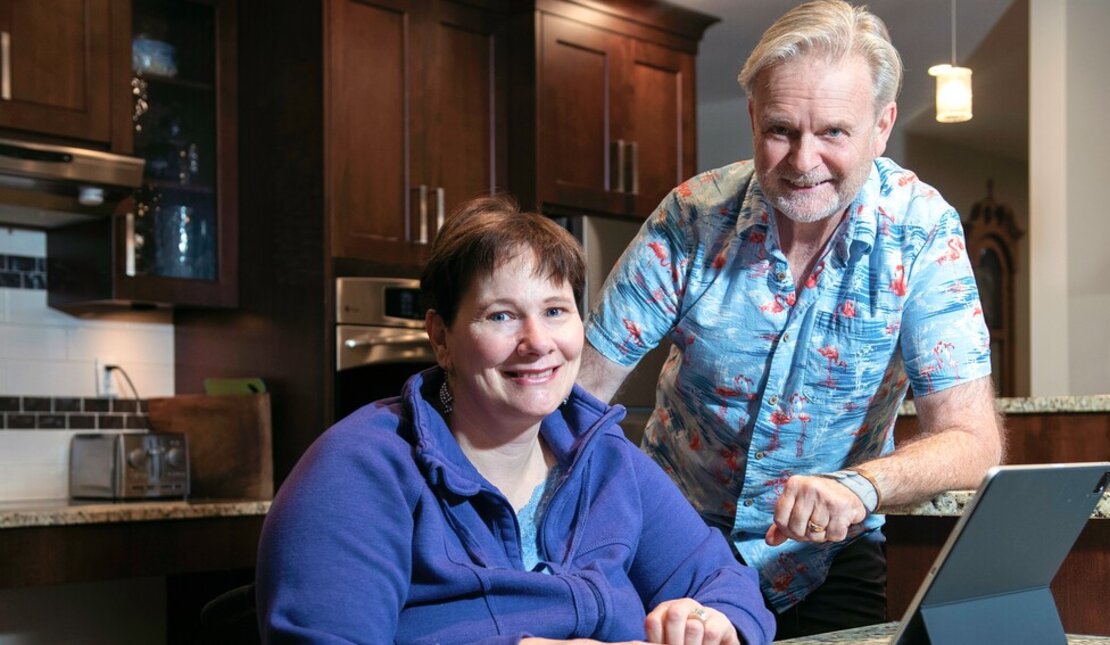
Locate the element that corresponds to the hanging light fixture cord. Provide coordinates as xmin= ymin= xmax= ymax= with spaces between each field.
xmin=950 ymin=0 xmax=958 ymax=64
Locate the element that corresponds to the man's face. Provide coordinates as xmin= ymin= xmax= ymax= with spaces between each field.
xmin=749 ymin=54 xmax=896 ymax=224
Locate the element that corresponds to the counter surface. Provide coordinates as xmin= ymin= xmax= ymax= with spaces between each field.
xmin=890 ymin=489 xmax=1110 ymax=519
xmin=2 ymin=485 xmax=1107 ymax=529
xmin=0 ymin=498 xmax=270 ymax=529
xmin=776 ymin=622 xmax=1109 ymax=643
xmin=899 ymin=394 xmax=1110 ymax=416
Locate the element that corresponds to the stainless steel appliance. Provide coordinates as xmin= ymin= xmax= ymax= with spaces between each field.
xmin=0 ymin=137 xmax=144 ymax=229
xmin=555 ymin=214 xmax=669 ymax=444
xmin=69 ymin=432 xmax=190 ymax=499
xmin=335 ymin=277 xmax=437 ymax=420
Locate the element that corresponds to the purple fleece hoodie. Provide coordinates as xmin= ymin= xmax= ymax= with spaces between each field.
xmin=257 ymin=368 xmax=774 ymax=644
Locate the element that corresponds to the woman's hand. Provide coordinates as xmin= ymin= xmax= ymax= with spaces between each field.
xmin=644 ymin=598 xmax=740 ymax=645
xmin=521 ymin=635 xmax=648 ymax=639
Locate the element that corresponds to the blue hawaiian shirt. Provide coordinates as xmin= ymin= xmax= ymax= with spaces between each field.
xmin=584 ymin=158 xmax=991 ymax=610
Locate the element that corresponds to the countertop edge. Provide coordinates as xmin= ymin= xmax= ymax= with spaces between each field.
xmin=899 ymin=394 xmax=1110 ymax=416
xmin=887 ymin=489 xmax=1109 ymax=519
xmin=0 ymin=499 xmax=271 ymax=529
xmin=3 ymin=487 xmax=1106 ymax=529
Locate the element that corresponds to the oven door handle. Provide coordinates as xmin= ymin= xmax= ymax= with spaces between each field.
xmin=344 ymin=333 xmax=431 ymax=349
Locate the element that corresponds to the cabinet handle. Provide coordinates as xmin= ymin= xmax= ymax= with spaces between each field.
xmin=344 ymin=333 xmax=430 ymax=349
xmin=1 ymin=32 xmax=10 ymax=101
xmin=625 ymin=140 xmax=639 ymax=195
xmin=411 ymin=185 xmax=429 ymax=245
xmin=610 ymin=139 xmax=627 ymax=193
xmin=434 ymin=187 xmax=445 ymax=232
xmin=124 ymin=210 xmax=136 ymax=276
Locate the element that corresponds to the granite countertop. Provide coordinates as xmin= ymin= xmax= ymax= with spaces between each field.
xmin=899 ymin=394 xmax=1110 ymax=416
xmin=0 ymin=498 xmax=270 ymax=529
xmin=775 ymin=622 xmax=1109 ymax=643
xmin=889 ymin=489 xmax=1109 ymax=519
xmin=3 ymin=484 xmax=1107 ymax=529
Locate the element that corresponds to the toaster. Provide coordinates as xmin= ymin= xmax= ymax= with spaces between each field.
xmin=69 ymin=432 xmax=190 ymax=500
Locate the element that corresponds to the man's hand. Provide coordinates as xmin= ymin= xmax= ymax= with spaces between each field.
xmin=765 ymin=475 xmax=867 ymax=545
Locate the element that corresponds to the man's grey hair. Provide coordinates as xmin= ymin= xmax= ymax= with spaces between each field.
xmin=738 ymin=0 xmax=903 ymax=114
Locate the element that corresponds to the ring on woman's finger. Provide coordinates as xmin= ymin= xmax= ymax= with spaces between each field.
xmin=807 ymin=520 xmax=827 ymax=533
xmin=689 ymin=606 xmax=709 ymax=624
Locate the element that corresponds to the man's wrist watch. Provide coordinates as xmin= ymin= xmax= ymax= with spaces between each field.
xmin=817 ymin=469 xmax=881 ymax=514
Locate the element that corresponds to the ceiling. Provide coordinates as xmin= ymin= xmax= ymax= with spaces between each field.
xmin=667 ymin=0 xmax=1027 ymax=161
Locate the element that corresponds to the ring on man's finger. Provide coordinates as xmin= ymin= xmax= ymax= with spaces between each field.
xmin=807 ymin=520 xmax=827 ymax=533
xmin=689 ymin=607 xmax=709 ymax=624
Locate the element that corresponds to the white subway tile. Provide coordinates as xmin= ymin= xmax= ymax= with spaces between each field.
xmin=6 ymin=289 xmax=80 ymax=328
xmin=66 ymin=325 xmax=174 ymax=364
xmin=0 ymin=228 xmax=46 ymax=256
xmin=2 ymin=359 xmax=97 ymax=397
xmin=111 ymin=360 xmax=175 ymax=398
xmin=0 ymin=324 xmax=68 ymax=360
xmin=0 ymin=431 xmax=76 ymax=502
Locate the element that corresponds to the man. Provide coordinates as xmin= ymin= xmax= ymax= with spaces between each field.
xmin=577 ymin=0 xmax=1004 ymax=638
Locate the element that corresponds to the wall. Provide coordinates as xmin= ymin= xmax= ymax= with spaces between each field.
xmin=902 ymin=135 xmax=1030 ymax=395
xmin=0 ymin=227 xmax=175 ymax=501
xmin=1063 ymin=0 xmax=1110 ymax=394
xmin=1029 ymin=0 xmax=1110 ymax=395
xmin=0 ymin=227 xmax=175 ymax=643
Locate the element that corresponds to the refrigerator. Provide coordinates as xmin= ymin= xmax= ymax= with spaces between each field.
xmin=555 ymin=215 xmax=670 ymax=444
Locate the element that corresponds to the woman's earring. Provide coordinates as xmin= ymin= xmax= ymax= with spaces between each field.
xmin=439 ymin=379 xmax=453 ymax=414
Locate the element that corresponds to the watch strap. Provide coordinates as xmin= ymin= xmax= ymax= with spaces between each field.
xmin=817 ymin=469 xmax=880 ymax=514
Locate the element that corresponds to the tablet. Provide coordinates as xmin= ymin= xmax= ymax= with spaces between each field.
xmin=889 ymin=462 xmax=1110 ymax=645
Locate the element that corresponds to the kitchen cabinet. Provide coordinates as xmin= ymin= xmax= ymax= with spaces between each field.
xmin=514 ymin=0 xmax=713 ymax=219
xmin=327 ymin=0 xmax=507 ymax=267
xmin=47 ymin=0 xmax=238 ymax=311
xmin=173 ymin=0 xmax=712 ymax=489
xmin=0 ymin=0 xmax=124 ymax=146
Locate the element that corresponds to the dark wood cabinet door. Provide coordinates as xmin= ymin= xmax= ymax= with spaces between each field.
xmin=0 ymin=0 xmax=113 ymax=143
xmin=622 ymin=39 xmax=695 ymax=217
xmin=422 ymin=0 xmax=506 ymax=231
xmin=328 ymin=0 xmax=506 ymax=265
xmin=538 ymin=12 xmax=626 ymax=215
xmin=328 ymin=0 xmax=427 ymax=265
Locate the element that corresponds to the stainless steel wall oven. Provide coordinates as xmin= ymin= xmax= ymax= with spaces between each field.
xmin=335 ymin=278 xmax=437 ymax=420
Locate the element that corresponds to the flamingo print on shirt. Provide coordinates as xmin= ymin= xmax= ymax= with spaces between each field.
xmin=584 ymin=157 xmax=991 ymax=612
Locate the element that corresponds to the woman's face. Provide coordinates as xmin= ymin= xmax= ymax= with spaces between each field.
xmin=428 ymin=251 xmax=583 ymax=432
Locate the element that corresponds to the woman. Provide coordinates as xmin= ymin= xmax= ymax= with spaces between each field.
xmin=256 ymin=196 xmax=775 ymax=644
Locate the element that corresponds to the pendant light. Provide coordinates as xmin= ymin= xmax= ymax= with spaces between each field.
xmin=928 ymin=0 xmax=973 ymax=123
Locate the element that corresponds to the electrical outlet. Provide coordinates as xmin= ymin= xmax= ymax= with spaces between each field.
xmin=95 ymin=357 xmax=119 ymax=398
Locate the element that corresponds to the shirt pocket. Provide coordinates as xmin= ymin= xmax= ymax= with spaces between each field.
xmin=801 ymin=309 xmax=899 ymax=408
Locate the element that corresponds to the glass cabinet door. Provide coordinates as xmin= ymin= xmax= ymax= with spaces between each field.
xmin=131 ymin=0 xmax=217 ymax=280
xmin=122 ymin=0 xmax=236 ymax=307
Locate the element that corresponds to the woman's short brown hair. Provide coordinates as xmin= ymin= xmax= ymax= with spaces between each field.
xmin=420 ymin=194 xmax=585 ymax=327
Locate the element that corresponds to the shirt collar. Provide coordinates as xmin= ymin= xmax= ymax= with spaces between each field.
xmin=741 ymin=161 xmax=881 ymax=267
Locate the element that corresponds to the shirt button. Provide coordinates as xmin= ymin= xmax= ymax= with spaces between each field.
xmin=743 ymin=498 xmax=754 ymax=507
xmin=768 ymin=394 xmax=779 ymax=405
xmin=755 ymin=451 xmax=765 ymax=460
xmin=782 ymin=332 xmax=791 ymax=342
xmin=775 ymin=272 xmax=787 ymax=281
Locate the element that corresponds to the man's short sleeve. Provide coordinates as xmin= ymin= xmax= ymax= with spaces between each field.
xmin=899 ymin=207 xmax=992 ymax=396
xmin=585 ymin=196 xmax=692 ymax=367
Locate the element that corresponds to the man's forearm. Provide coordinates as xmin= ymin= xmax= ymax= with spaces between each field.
xmin=577 ymin=343 xmax=635 ymax=403
xmin=854 ymin=376 xmax=1004 ymax=509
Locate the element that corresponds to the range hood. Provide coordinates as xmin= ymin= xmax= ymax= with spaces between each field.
xmin=0 ymin=137 xmax=145 ymax=229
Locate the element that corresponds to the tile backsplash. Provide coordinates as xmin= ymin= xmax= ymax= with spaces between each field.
xmin=0 ymin=228 xmax=175 ymax=501
xmin=0 ymin=396 xmax=149 ymax=430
